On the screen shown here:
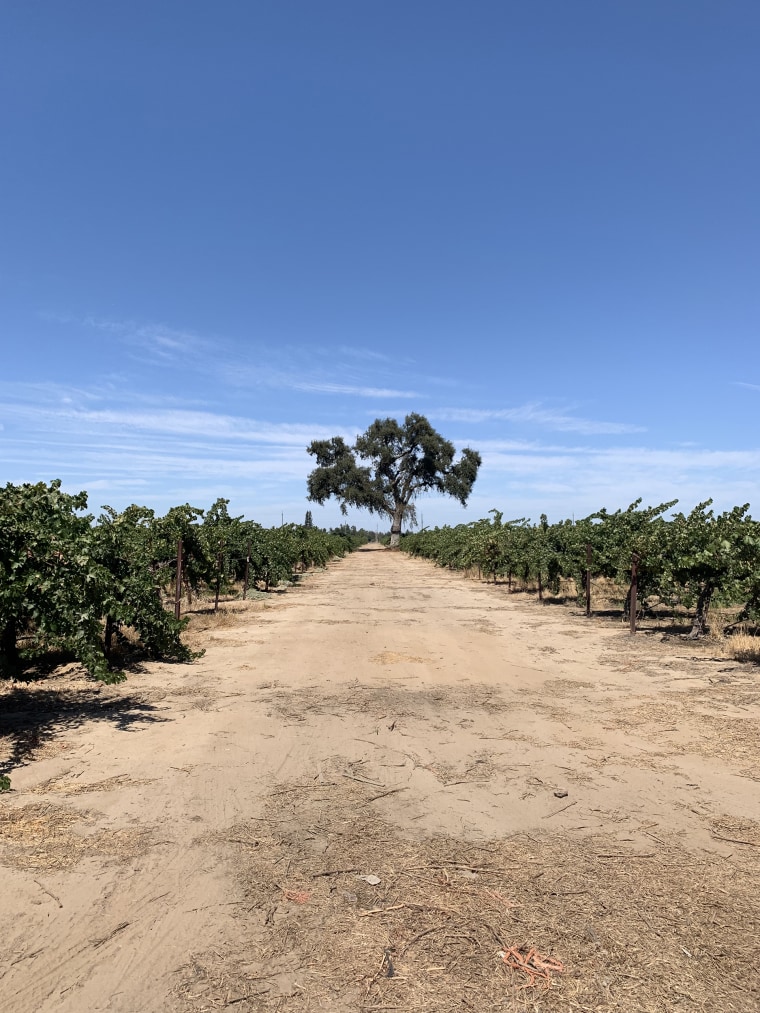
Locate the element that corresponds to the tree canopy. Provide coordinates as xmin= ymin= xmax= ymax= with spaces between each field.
xmin=306 ymin=414 xmax=481 ymax=546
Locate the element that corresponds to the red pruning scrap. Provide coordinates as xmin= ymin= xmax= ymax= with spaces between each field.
xmin=499 ymin=946 xmax=564 ymax=988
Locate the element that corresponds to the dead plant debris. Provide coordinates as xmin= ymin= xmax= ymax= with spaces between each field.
xmin=175 ymin=765 xmax=760 ymax=1013
xmin=0 ymin=801 xmax=153 ymax=870
xmin=256 ymin=683 xmax=508 ymax=724
xmin=29 ymin=773 xmax=155 ymax=795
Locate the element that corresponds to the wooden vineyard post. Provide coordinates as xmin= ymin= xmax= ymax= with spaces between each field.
xmin=214 ymin=546 xmax=223 ymax=614
xmin=630 ymin=553 xmax=639 ymax=634
xmin=585 ymin=543 xmax=592 ymax=618
xmin=104 ymin=615 xmax=114 ymax=658
xmin=242 ymin=539 xmax=251 ymax=600
xmin=174 ymin=538 xmax=183 ymax=621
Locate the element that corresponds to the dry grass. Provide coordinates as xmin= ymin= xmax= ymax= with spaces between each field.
xmin=29 ymin=773 xmax=154 ymax=795
xmin=182 ymin=601 xmax=260 ymax=651
xmin=710 ymin=814 xmax=760 ymax=848
xmin=725 ymin=633 xmax=760 ymax=665
xmin=0 ymin=801 xmax=152 ymax=870
xmin=173 ymin=768 xmax=760 ymax=1013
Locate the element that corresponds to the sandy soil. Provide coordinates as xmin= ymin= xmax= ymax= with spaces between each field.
xmin=1 ymin=545 xmax=759 ymax=1012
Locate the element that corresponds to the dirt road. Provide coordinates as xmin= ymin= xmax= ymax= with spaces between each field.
xmin=2 ymin=546 xmax=759 ymax=1011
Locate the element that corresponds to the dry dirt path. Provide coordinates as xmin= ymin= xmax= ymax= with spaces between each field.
xmin=1 ymin=546 xmax=759 ymax=1012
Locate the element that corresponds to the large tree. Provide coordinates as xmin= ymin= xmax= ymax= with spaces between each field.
xmin=306 ymin=414 xmax=481 ymax=547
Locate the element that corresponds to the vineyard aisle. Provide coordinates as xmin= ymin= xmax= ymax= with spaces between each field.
xmin=2 ymin=545 xmax=759 ymax=1012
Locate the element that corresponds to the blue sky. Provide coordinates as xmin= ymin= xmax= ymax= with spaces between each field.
xmin=1 ymin=1 xmax=759 ymax=529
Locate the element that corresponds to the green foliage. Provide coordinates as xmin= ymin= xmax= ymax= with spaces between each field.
xmin=307 ymin=414 xmax=481 ymax=541
xmin=403 ymin=499 xmax=760 ymax=635
xmin=328 ymin=524 xmax=374 ymax=550
xmin=200 ymin=498 xmax=246 ymax=600
xmin=0 ymin=480 xmax=113 ymax=680
xmin=247 ymin=523 xmax=298 ymax=589
xmin=94 ymin=505 xmax=199 ymax=664
xmin=0 ymin=774 xmax=11 ymax=792
xmin=243 ymin=522 xmax=354 ymax=589
xmin=154 ymin=502 xmax=213 ymax=596
xmin=655 ymin=502 xmax=759 ymax=634
xmin=0 ymin=482 xmax=354 ymax=681
xmin=0 ymin=483 xmax=208 ymax=681
xmin=584 ymin=499 xmax=676 ymax=595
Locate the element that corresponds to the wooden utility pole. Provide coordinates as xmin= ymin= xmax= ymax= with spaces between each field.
xmin=585 ymin=543 xmax=592 ymax=617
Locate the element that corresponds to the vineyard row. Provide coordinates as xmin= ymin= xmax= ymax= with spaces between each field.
xmin=0 ymin=480 xmax=369 ymax=682
xmin=401 ymin=499 xmax=760 ymax=638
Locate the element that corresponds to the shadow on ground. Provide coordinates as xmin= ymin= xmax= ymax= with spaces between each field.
xmin=0 ymin=682 xmax=167 ymax=778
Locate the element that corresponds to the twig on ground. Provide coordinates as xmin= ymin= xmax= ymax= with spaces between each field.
xmin=364 ymin=787 xmax=409 ymax=804
xmin=542 ymin=800 xmax=578 ymax=819
xmin=400 ymin=924 xmax=450 ymax=957
xmin=359 ymin=903 xmax=409 ymax=917
xmin=343 ymin=773 xmax=385 ymax=787
xmin=33 ymin=880 xmax=63 ymax=908
xmin=312 ymin=867 xmax=358 ymax=877
xmin=711 ymin=831 xmax=760 ymax=848
xmin=92 ymin=921 xmax=129 ymax=948
xmin=595 ymin=853 xmax=656 ymax=859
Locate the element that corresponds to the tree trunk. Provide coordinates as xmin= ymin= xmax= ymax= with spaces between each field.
xmin=689 ymin=586 xmax=713 ymax=639
xmin=0 ymin=618 xmax=19 ymax=678
xmin=389 ymin=504 xmax=404 ymax=549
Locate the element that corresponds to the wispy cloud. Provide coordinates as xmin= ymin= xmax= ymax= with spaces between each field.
xmin=0 ymin=399 xmax=354 ymax=446
xmin=480 ymin=444 xmax=760 ymax=475
xmin=214 ymin=361 xmax=424 ymax=399
xmin=42 ymin=311 xmax=220 ymax=366
xmin=289 ymin=379 xmax=421 ymax=398
xmin=0 ymin=384 xmax=352 ymax=521
xmin=337 ymin=346 xmax=395 ymax=364
xmin=433 ymin=403 xmax=645 ymax=435
xmin=0 ymin=379 xmax=210 ymax=410
xmin=43 ymin=312 xmax=430 ymax=400
xmin=465 ymin=442 xmax=760 ymax=520
xmin=12 ymin=319 xmax=756 ymax=525
xmin=1 ymin=378 xmax=757 ymax=526
xmin=84 ymin=317 xmax=214 ymax=364
xmin=336 ymin=345 xmax=419 ymax=369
